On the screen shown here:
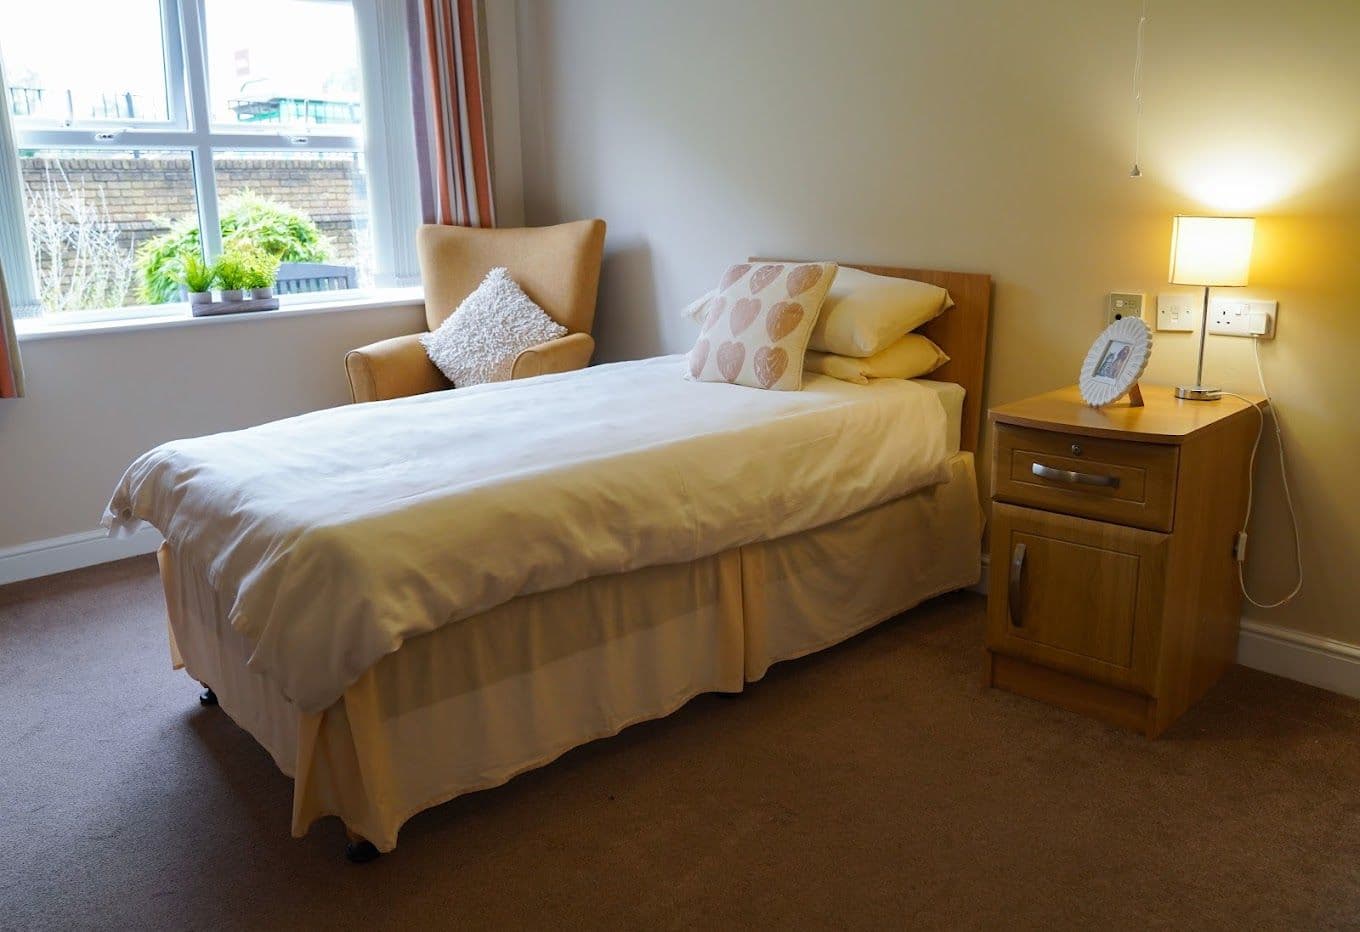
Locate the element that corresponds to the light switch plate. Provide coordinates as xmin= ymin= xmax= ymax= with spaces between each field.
xmin=1106 ymin=292 xmax=1146 ymax=326
xmin=1156 ymin=293 xmax=1198 ymax=332
xmin=1208 ymin=298 xmax=1277 ymax=339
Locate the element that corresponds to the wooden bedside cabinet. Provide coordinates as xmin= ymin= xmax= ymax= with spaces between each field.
xmin=983 ymin=384 xmax=1266 ymax=737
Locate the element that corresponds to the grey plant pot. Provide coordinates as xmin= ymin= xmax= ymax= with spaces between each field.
xmin=220 ymin=289 xmax=245 ymax=303
xmin=250 ymin=286 xmax=274 ymax=300
xmin=187 ymin=291 xmax=213 ymax=307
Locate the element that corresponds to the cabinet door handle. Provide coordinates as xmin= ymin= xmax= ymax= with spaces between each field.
xmin=1008 ymin=542 xmax=1027 ymax=627
xmin=1031 ymin=462 xmax=1120 ymax=489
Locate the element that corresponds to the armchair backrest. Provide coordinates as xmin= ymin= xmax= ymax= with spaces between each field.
xmin=416 ymin=219 xmax=607 ymax=335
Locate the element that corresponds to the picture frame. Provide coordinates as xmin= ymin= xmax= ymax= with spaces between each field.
xmin=1079 ymin=316 xmax=1152 ymax=407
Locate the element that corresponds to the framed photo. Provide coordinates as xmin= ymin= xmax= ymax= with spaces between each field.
xmin=1079 ymin=317 xmax=1152 ymax=407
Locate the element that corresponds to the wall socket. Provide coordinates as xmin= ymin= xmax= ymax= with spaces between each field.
xmin=1156 ymin=293 xmax=1199 ymax=332
xmin=1106 ymin=292 xmax=1146 ymax=326
xmin=1209 ymin=298 xmax=1277 ymax=339
xmin=1156 ymin=293 xmax=1278 ymax=337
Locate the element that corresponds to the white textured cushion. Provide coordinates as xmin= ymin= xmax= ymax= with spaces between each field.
xmin=808 ymin=266 xmax=954 ymax=357
xmin=419 ymin=267 xmax=568 ymax=387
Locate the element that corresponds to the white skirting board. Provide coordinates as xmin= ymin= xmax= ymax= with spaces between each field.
xmin=0 ymin=526 xmax=164 ymax=587
xmin=1236 ymin=621 xmax=1360 ymax=700
xmin=971 ymin=555 xmax=1360 ymax=700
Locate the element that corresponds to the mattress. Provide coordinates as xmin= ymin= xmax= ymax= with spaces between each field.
xmin=916 ymin=378 xmax=966 ymax=456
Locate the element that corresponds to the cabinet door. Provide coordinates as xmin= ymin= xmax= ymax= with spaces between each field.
xmin=986 ymin=503 xmax=1168 ymax=692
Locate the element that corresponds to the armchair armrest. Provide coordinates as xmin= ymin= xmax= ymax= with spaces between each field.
xmin=511 ymin=332 xmax=596 ymax=380
xmin=345 ymin=333 xmax=450 ymax=403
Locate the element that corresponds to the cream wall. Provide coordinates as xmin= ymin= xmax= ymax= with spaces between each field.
xmin=513 ymin=0 xmax=1360 ymax=643
xmin=484 ymin=0 xmax=526 ymax=227
xmin=0 ymin=304 xmax=426 ymax=551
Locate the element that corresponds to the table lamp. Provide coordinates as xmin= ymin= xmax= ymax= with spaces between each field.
xmin=1168 ymin=215 xmax=1255 ymax=401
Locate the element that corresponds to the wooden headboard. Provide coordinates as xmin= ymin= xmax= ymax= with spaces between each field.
xmin=750 ymin=259 xmax=993 ymax=453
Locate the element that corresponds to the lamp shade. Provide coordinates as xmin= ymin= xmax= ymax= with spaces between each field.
xmin=1168 ymin=216 xmax=1254 ymax=286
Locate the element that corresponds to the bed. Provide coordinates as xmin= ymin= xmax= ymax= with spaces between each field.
xmin=111 ymin=261 xmax=992 ymax=858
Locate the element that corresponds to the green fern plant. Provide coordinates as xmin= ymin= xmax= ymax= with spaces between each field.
xmin=137 ymin=193 xmax=331 ymax=303
xmin=239 ymin=249 xmax=281 ymax=290
xmin=174 ymin=253 xmax=217 ymax=294
xmin=212 ymin=253 xmax=252 ymax=292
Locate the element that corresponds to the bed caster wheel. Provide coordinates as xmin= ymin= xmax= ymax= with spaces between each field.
xmin=345 ymin=840 xmax=381 ymax=864
xmin=199 ymin=686 xmax=218 ymax=706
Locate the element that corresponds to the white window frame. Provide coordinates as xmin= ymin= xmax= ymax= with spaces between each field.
xmin=3 ymin=0 xmax=420 ymax=324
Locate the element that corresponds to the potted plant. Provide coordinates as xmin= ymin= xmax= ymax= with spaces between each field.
xmin=175 ymin=253 xmax=217 ymax=308
xmin=214 ymin=253 xmax=250 ymax=303
xmin=242 ymin=250 xmax=282 ymax=301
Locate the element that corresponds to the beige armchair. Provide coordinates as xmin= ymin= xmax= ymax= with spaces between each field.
xmin=345 ymin=218 xmax=607 ymax=403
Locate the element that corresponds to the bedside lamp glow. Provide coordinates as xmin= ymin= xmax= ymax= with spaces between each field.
xmin=1168 ymin=215 xmax=1255 ymax=401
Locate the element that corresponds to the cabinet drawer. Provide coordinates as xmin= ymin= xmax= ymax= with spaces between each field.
xmin=986 ymin=503 xmax=1168 ymax=692
xmin=992 ymin=425 xmax=1178 ymax=532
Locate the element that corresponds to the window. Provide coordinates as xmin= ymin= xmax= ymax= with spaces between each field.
xmin=0 ymin=0 xmax=419 ymax=321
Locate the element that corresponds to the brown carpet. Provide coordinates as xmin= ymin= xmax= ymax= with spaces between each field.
xmin=2 ymin=557 xmax=1359 ymax=931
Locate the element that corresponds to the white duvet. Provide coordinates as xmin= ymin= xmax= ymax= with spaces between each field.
xmin=105 ymin=355 xmax=950 ymax=712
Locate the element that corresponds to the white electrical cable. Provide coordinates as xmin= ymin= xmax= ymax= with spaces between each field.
xmin=1220 ymin=337 xmax=1304 ymax=608
xmin=1130 ymin=0 xmax=1149 ymax=177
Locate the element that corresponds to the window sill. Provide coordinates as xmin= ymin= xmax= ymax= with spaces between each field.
xmin=15 ymin=287 xmax=426 ymax=342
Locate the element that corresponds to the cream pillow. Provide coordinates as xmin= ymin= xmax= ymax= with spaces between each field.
xmin=808 ymin=266 xmax=954 ymax=357
xmin=686 ymin=261 xmax=837 ymax=391
xmin=419 ymin=267 xmax=568 ymax=387
xmin=805 ymin=333 xmax=950 ymax=385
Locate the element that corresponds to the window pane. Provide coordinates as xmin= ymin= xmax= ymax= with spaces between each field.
xmin=204 ymin=0 xmax=363 ymax=133
xmin=18 ymin=149 xmax=200 ymax=315
xmin=0 ymin=0 xmax=169 ymax=125
xmin=212 ymin=150 xmax=373 ymax=292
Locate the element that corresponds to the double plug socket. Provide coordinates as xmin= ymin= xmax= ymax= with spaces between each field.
xmin=1153 ymin=294 xmax=1276 ymax=338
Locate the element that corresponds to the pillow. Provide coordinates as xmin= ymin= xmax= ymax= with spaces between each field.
xmin=681 ymin=289 xmax=717 ymax=323
xmin=686 ymin=261 xmax=837 ymax=391
xmin=419 ymin=267 xmax=568 ymax=387
xmin=807 ymin=266 xmax=954 ymax=357
xmin=804 ymin=333 xmax=950 ymax=385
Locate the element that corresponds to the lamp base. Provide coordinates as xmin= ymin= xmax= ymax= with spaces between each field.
xmin=1175 ymin=385 xmax=1222 ymax=401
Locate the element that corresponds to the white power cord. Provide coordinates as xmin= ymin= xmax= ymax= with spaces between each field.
xmin=1129 ymin=0 xmax=1149 ymax=177
xmin=1220 ymin=337 xmax=1303 ymax=608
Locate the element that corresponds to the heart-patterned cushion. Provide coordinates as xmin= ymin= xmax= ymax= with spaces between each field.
xmin=716 ymin=342 xmax=746 ymax=382
xmin=729 ymin=297 xmax=762 ymax=335
xmin=689 ymin=339 xmax=711 ymax=378
xmin=749 ymin=263 xmax=783 ymax=294
xmin=753 ymin=346 xmax=788 ymax=388
xmin=686 ymin=260 xmax=836 ymax=391
xmin=765 ymin=301 xmax=804 ymax=342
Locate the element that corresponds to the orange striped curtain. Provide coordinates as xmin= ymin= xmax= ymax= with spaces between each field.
xmin=409 ymin=0 xmax=495 ymax=228
xmin=0 ymin=52 xmax=24 ymax=398
xmin=0 ymin=264 xmax=21 ymax=399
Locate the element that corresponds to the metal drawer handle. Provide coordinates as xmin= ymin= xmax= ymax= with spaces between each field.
xmin=1031 ymin=462 xmax=1120 ymax=489
xmin=1008 ymin=542 xmax=1026 ymax=627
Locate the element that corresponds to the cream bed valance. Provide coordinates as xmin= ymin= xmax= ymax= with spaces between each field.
xmin=109 ymin=356 xmax=952 ymax=712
